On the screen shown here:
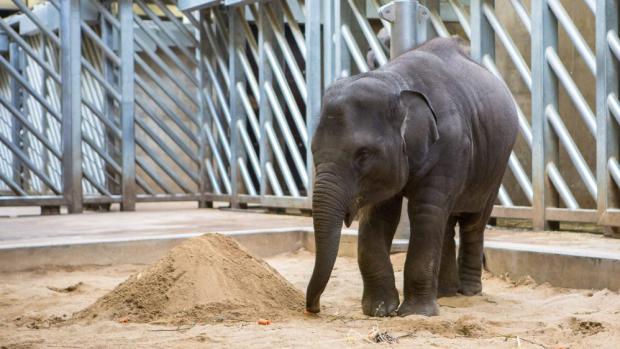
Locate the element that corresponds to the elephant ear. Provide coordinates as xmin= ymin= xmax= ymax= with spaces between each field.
xmin=399 ymin=90 xmax=440 ymax=166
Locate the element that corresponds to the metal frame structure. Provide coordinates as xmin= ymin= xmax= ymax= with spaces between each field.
xmin=0 ymin=0 xmax=618 ymax=235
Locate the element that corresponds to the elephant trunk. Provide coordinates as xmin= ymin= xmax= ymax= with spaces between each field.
xmin=305 ymin=170 xmax=352 ymax=313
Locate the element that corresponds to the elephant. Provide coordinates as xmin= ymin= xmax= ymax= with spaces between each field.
xmin=305 ymin=37 xmax=518 ymax=317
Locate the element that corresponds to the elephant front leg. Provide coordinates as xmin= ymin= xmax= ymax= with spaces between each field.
xmin=398 ymin=195 xmax=450 ymax=317
xmin=358 ymin=195 xmax=402 ymax=317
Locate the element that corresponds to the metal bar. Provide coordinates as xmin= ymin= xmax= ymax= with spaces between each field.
xmin=134 ymin=117 xmax=198 ymax=184
xmin=597 ymin=0 xmax=620 ymax=229
xmin=60 ymin=0 xmax=82 ymax=212
xmin=447 ymin=0 xmax=471 ymax=39
xmin=134 ymin=56 xmax=198 ymax=127
xmin=204 ymin=124 xmax=231 ymax=194
xmin=119 ymin=0 xmax=135 ymax=211
xmin=547 ymin=163 xmax=579 ymax=209
xmin=282 ymin=0 xmax=307 ymax=59
xmin=133 ymin=14 xmax=199 ymax=86
xmin=0 ymin=131 xmax=60 ymax=194
xmin=0 ymin=95 xmax=61 ymax=159
xmin=471 ymin=0 xmax=495 ymax=63
xmin=136 ymin=156 xmax=175 ymax=194
xmin=546 ymin=48 xmax=597 ymax=136
xmin=348 ymin=0 xmax=387 ymax=66
xmin=341 ymin=24 xmax=369 ymax=73
xmin=133 ymin=91 xmax=198 ymax=162
xmin=497 ymin=185 xmax=513 ymax=207
xmin=265 ymin=2 xmax=307 ymax=102
xmin=608 ymin=94 xmax=620 ymax=126
xmin=134 ymin=0 xmax=198 ymax=67
xmin=429 ymin=8 xmax=450 ymax=38
xmin=229 ymin=7 xmax=244 ymax=206
xmin=508 ymin=152 xmax=534 ymax=204
xmin=265 ymin=122 xmax=299 ymax=197
xmin=610 ymin=157 xmax=620 ymax=189
xmin=135 ymin=139 xmax=194 ymax=194
xmin=201 ymin=17 xmax=230 ymax=87
xmin=265 ymin=162 xmax=283 ymax=197
xmin=238 ymin=120 xmax=260 ymax=178
xmin=548 ymin=0 xmax=596 ymax=75
xmin=237 ymin=50 xmax=259 ymax=104
xmin=532 ymin=0 xmax=559 ymax=229
xmin=323 ymin=0 xmax=335 ymax=87
xmin=482 ymin=3 xmax=532 ymax=89
xmin=9 ymin=43 xmax=23 ymax=189
xmin=508 ymin=0 xmax=531 ymax=34
xmin=264 ymin=43 xmax=308 ymax=144
xmin=13 ymin=0 xmax=60 ymax=47
xmin=258 ymin=1 xmax=277 ymax=196
xmin=306 ymin=0 xmax=321 ymax=200
xmin=238 ymin=157 xmax=256 ymax=196
xmin=0 ymin=19 xmax=61 ymax=84
xmin=237 ymin=84 xmax=260 ymax=140
xmin=0 ymin=55 xmax=61 ymax=121
xmin=264 ymin=82 xmax=308 ymax=188
xmin=0 ymin=168 xmax=27 ymax=196
xmin=546 ymin=105 xmax=597 ymax=199
xmin=608 ymin=30 xmax=620 ymax=62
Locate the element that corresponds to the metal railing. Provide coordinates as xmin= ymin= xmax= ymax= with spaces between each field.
xmin=0 ymin=0 xmax=618 ymax=234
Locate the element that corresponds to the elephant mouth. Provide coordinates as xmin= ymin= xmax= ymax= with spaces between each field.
xmin=344 ymin=211 xmax=354 ymax=228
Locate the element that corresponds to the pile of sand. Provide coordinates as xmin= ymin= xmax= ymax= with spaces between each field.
xmin=76 ymin=234 xmax=304 ymax=324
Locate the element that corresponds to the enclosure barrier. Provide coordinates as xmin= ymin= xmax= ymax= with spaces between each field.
xmin=0 ymin=0 xmax=618 ymax=235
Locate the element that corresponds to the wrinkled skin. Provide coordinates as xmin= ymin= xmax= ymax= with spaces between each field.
xmin=306 ymin=38 xmax=518 ymax=317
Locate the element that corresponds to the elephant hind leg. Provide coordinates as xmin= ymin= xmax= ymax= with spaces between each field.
xmin=438 ymin=215 xmax=459 ymax=298
xmin=457 ymin=204 xmax=493 ymax=296
xmin=358 ymin=195 xmax=403 ymax=317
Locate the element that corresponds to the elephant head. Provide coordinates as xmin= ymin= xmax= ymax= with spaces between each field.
xmin=305 ymin=71 xmax=439 ymax=313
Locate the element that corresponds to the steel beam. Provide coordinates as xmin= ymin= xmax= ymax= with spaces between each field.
xmin=60 ymin=0 xmax=82 ymax=213
xmin=532 ymin=0 xmax=560 ymax=230
xmin=306 ymin=0 xmax=321 ymax=203
xmin=596 ymin=0 xmax=620 ymax=236
xmin=229 ymin=7 xmax=245 ymax=207
xmin=119 ymin=0 xmax=136 ymax=211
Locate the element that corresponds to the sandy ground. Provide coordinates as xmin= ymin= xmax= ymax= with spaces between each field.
xmin=1 ymin=250 xmax=620 ymax=349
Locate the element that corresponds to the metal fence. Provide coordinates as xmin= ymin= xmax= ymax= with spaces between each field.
xmin=0 ymin=0 xmax=618 ymax=234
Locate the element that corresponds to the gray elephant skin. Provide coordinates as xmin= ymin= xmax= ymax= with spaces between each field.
xmin=306 ymin=37 xmax=518 ymax=317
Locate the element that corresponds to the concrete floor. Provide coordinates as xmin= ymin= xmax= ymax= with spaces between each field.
xmin=1 ymin=202 xmax=620 ymax=256
xmin=2 ymin=202 xmax=620 ymax=290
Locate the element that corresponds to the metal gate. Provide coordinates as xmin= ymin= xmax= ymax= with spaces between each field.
xmin=0 ymin=0 xmax=619 ymax=234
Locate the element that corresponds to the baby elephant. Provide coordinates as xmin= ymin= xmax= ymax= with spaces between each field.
xmin=306 ymin=37 xmax=517 ymax=317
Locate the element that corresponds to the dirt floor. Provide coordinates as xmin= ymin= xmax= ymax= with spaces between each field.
xmin=1 ymin=250 xmax=620 ymax=349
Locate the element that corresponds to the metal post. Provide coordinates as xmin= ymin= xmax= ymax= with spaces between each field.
xmin=60 ymin=0 xmax=83 ymax=213
xmin=119 ymin=0 xmax=135 ymax=211
xmin=229 ymin=7 xmax=245 ymax=208
xmin=306 ymin=0 xmax=322 ymax=203
xmin=596 ymin=0 xmax=620 ymax=236
xmin=335 ymin=0 xmax=364 ymax=77
xmin=9 ymin=43 xmax=23 ymax=189
xmin=471 ymin=0 xmax=495 ymax=63
xmin=422 ymin=0 xmax=440 ymax=39
xmin=322 ymin=0 xmax=335 ymax=88
xmin=101 ymin=0 xmax=119 ymax=196
xmin=379 ymin=0 xmax=428 ymax=58
xmin=197 ymin=10 xmax=212 ymax=209
xmin=258 ymin=2 xmax=277 ymax=197
xmin=532 ymin=0 xmax=560 ymax=230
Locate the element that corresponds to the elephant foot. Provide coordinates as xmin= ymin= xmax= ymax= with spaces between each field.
xmin=362 ymin=289 xmax=399 ymax=317
xmin=437 ymin=286 xmax=459 ymax=298
xmin=458 ymin=281 xmax=482 ymax=296
xmin=397 ymin=297 xmax=439 ymax=317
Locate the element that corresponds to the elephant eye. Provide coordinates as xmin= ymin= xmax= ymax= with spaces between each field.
xmin=355 ymin=148 xmax=373 ymax=167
